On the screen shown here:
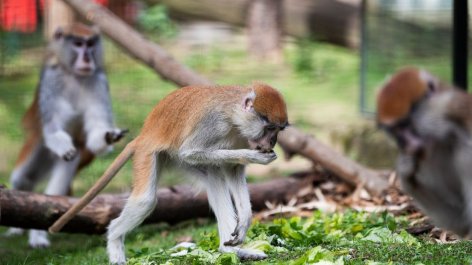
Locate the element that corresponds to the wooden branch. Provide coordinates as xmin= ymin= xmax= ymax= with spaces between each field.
xmin=44 ymin=0 xmax=76 ymax=40
xmin=278 ymin=127 xmax=389 ymax=195
xmin=0 ymin=175 xmax=313 ymax=234
xmin=61 ymin=0 xmax=212 ymax=87
xmin=61 ymin=0 xmax=388 ymax=195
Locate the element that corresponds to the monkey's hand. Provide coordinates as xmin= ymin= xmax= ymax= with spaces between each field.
xmin=87 ymin=128 xmax=127 ymax=155
xmin=105 ymin=128 xmax=129 ymax=145
xmin=44 ymin=131 xmax=77 ymax=161
xmin=246 ymin=150 xmax=277 ymax=165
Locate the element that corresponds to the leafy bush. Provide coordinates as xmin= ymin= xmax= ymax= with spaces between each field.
xmin=138 ymin=5 xmax=177 ymax=39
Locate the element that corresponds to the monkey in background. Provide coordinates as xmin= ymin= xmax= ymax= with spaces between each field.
xmin=49 ymin=83 xmax=288 ymax=264
xmin=6 ymin=23 xmax=127 ymax=247
xmin=377 ymin=67 xmax=472 ymax=237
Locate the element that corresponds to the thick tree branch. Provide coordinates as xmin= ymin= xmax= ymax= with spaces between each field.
xmin=278 ymin=127 xmax=389 ymax=194
xmin=0 ymin=175 xmax=313 ymax=234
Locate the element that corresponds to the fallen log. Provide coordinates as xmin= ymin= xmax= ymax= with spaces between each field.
xmin=0 ymin=175 xmax=313 ymax=234
xmin=59 ymin=0 xmax=389 ymax=195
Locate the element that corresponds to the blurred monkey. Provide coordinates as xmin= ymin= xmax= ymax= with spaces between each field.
xmin=49 ymin=83 xmax=288 ymax=264
xmin=377 ymin=67 xmax=472 ymax=237
xmin=7 ymin=23 xmax=126 ymax=247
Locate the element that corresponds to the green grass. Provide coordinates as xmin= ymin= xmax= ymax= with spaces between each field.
xmin=3 ymin=211 xmax=470 ymax=264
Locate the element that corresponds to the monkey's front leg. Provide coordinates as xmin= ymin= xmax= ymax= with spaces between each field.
xmin=180 ymin=149 xmax=277 ymax=166
xmin=204 ymin=171 xmax=267 ymax=261
xmin=223 ymin=166 xmax=252 ymax=247
xmin=83 ymin=103 xmax=127 ymax=155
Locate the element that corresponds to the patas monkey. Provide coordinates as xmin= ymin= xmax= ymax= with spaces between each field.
xmin=377 ymin=67 xmax=472 ymax=237
xmin=50 ymin=83 xmax=288 ymax=264
xmin=7 ymin=23 xmax=126 ymax=247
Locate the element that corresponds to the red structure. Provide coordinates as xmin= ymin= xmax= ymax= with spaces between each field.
xmin=0 ymin=0 xmax=109 ymax=33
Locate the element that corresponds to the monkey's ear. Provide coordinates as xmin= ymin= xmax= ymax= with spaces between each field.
xmin=54 ymin=27 xmax=64 ymax=40
xmin=243 ymin=91 xmax=256 ymax=112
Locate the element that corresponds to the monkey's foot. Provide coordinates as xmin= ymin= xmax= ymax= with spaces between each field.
xmin=220 ymin=246 xmax=267 ymax=260
xmin=28 ymin=230 xmax=50 ymax=248
xmin=4 ymin=227 xmax=24 ymax=236
xmin=105 ymin=129 xmax=129 ymax=144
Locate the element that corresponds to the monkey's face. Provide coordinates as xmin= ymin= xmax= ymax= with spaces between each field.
xmin=237 ymin=84 xmax=288 ymax=152
xmin=248 ymin=120 xmax=286 ymax=153
xmin=381 ymin=119 xmax=424 ymax=155
xmin=68 ymin=35 xmax=99 ymax=76
xmin=377 ymin=67 xmax=439 ymax=155
xmin=52 ymin=24 xmax=103 ymax=76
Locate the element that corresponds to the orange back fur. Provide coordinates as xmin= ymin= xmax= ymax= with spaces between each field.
xmin=377 ymin=67 xmax=427 ymax=126
xmin=15 ymin=89 xmax=41 ymax=166
xmin=252 ymin=82 xmax=288 ymax=125
xmin=137 ymin=86 xmax=245 ymax=151
xmin=136 ymin=84 xmax=287 ymax=152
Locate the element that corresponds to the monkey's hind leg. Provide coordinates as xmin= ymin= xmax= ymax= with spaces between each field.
xmin=107 ymin=152 xmax=160 ymax=265
xmin=203 ymin=169 xmax=267 ymax=261
xmin=29 ymin=155 xmax=80 ymax=248
xmin=6 ymin=144 xmax=53 ymax=237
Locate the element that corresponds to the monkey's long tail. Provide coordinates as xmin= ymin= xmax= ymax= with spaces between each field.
xmin=49 ymin=140 xmax=136 ymax=233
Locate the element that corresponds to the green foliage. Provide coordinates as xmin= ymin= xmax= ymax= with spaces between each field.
xmin=113 ymin=211 xmax=472 ymax=265
xmin=1 ymin=211 xmax=471 ymax=264
xmin=138 ymin=5 xmax=177 ymax=38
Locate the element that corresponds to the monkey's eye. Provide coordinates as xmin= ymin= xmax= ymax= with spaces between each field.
xmin=261 ymin=115 xmax=269 ymax=124
xmin=266 ymin=125 xmax=277 ymax=131
xmin=73 ymin=40 xmax=84 ymax=47
xmin=86 ymin=39 xmax=96 ymax=47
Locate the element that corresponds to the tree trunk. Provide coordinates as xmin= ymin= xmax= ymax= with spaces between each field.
xmin=247 ymin=0 xmax=283 ymax=62
xmin=44 ymin=0 xmax=77 ymax=40
xmin=0 ymin=175 xmax=314 ymax=234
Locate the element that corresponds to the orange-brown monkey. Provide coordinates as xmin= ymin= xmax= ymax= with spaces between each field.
xmin=7 ymin=23 xmax=126 ymax=247
xmin=50 ymin=83 xmax=288 ymax=264
xmin=377 ymin=67 xmax=472 ymax=237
